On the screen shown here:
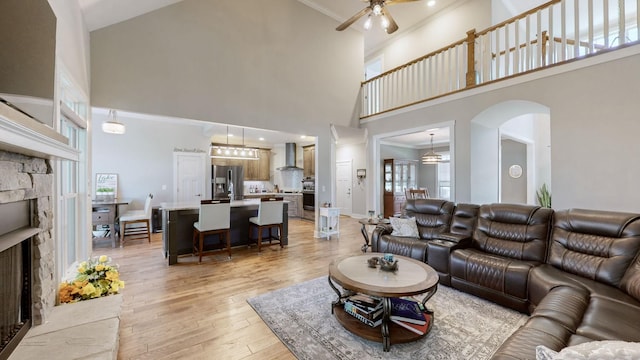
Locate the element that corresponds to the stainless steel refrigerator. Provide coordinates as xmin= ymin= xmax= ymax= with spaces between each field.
xmin=212 ymin=165 xmax=244 ymax=200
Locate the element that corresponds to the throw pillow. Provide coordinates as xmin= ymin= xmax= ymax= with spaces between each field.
xmin=536 ymin=341 xmax=640 ymax=360
xmin=390 ymin=217 xmax=419 ymax=238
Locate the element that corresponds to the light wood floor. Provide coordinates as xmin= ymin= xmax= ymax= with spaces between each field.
xmin=94 ymin=215 xmax=366 ymax=360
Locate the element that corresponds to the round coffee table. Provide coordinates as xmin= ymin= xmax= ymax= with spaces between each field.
xmin=328 ymin=253 xmax=439 ymax=351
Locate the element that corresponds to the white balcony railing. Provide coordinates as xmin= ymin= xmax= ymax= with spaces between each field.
xmin=361 ymin=0 xmax=639 ymax=118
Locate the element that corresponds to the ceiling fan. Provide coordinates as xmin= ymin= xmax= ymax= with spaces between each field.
xmin=336 ymin=0 xmax=420 ymax=34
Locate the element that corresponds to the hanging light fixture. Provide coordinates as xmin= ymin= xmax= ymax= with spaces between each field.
xmin=101 ymin=109 xmax=125 ymax=134
xmin=421 ymin=133 xmax=442 ymax=164
xmin=210 ymin=126 xmax=259 ymax=160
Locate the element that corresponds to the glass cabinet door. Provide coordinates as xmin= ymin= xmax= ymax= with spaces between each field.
xmin=384 ymin=160 xmax=393 ymax=193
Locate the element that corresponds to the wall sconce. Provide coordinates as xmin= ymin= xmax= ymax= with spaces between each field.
xmin=357 ymin=169 xmax=366 ymax=183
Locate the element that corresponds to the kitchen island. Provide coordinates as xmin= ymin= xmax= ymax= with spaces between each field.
xmin=161 ymin=199 xmax=288 ymax=265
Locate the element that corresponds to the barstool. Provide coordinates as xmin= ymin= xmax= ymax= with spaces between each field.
xmin=249 ymin=197 xmax=284 ymax=252
xmin=119 ymin=193 xmax=153 ymax=246
xmin=193 ymin=199 xmax=231 ymax=263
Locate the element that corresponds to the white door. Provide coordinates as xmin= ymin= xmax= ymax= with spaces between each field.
xmin=336 ymin=160 xmax=353 ymax=215
xmin=173 ymin=152 xmax=206 ymax=203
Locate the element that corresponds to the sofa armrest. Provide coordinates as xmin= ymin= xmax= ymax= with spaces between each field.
xmin=436 ymin=232 xmax=471 ymax=244
xmin=371 ymin=224 xmax=394 ymax=252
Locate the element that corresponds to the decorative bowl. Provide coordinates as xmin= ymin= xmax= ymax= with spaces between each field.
xmin=379 ymin=258 xmax=399 ymax=272
xmin=367 ymin=257 xmax=379 ymax=268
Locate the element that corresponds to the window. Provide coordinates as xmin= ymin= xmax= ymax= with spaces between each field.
xmin=56 ymin=68 xmax=88 ymax=281
xmin=437 ymin=152 xmax=450 ymax=200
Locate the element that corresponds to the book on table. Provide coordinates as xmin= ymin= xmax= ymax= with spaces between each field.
xmin=391 ymin=316 xmax=431 ymax=335
xmin=390 ymin=297 xmax=427 ymax=325
xmin=343 ymin=294 xmax=383 ymax=327
xmin=347 ymin=293 xmax=382 ymax=310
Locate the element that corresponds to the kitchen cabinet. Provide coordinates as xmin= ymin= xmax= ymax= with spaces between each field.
xmin=244 ymin=193 xmax=302 ymax=218
xmin=212 ymin=149 xmax=270 ymax=181
xmin=281 ymin=194 xmax=302 ymax=218
xmin=303 ymin=145 xmax=315 ymax=178
xmin=383 ymin=158 xmax=417 ymax=218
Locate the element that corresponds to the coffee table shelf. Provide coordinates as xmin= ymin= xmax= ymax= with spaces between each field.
xmin=334 ymin=305 xmax=432 ymax=344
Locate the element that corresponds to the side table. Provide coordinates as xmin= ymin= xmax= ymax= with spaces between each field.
xmin=358 ymin=218 xmax=390 ymax=253
xmin=319 ymin=207 xmax=340 ymax=239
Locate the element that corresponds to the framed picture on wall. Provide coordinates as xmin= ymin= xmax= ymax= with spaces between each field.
xmin=96 ymin=173 xmax=118 ymax=199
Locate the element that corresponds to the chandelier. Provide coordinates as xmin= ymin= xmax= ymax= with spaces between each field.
xmin=101 ymin=109 xmax=125 ymax=134
xmin=421 ymin=133 xmax=442 ymax=164
xmin=210 ymin=126 xmax=259 ymax=160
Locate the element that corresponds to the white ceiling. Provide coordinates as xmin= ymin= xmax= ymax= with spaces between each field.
xmin=77 ymin=0 xmax=457 ymax=52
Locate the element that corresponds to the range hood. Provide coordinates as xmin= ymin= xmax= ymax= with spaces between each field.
xmin=277 ymin=143 xmax=303 ymax=171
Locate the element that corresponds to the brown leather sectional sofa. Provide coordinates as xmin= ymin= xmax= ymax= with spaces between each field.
xmin=371 ymin=199 xmax=640 ymax=359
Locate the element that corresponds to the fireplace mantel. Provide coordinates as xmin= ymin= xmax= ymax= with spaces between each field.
xmin=0 ymin=101 xmax=79 ymax=161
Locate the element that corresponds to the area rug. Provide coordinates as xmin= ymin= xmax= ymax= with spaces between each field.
xmin=247 ymin=277 xmax=528 ymax=360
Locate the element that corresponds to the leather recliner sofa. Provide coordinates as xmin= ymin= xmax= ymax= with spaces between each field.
xmin=371 ymin=200 xmax=640 ymax=359
xmin=491 ymin=208 xmax=640 ymax=359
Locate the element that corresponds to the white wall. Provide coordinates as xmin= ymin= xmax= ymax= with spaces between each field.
xmin=366 ymin=0 xmax=492 ymax=69
xmin=49 ymin=0 xmax=90 ymax=93
xmin=363 ymin=47 xmax=640 ymax=212
xmin=92 ymin=111 xmax=211 ymax=210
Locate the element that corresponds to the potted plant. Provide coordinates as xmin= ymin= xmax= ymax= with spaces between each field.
xmin=536 ymin=183 xmax=552 ymax=208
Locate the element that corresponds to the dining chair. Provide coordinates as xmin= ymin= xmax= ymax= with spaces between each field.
xmin=119 ymin=193 xmax=153 ymax=246
xmin=249 ymin=197 xmax=284 ymax=252
xmin=193 ymin=199 xmax=231 ymax=263
xmin=406 ymin=188 xmax=429 ymax=199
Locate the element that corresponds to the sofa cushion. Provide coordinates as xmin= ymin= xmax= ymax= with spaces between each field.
xmin=375 ymin=234 xmax=429 ymax=262
xmin=529 ymin=264 xmax=640 ymax=308
xmin=473 ymin=204 xmax=553 ymax=262
xmin=389 ymin=216 xmax=419 ymax=237
xmin=576 ymin=295 xmax=640 ymax=342
xmin=404 ymin=199 xmax=455 ymax=239
xmin=450 ymin=248 xmax=535 ymax=300
xmin=548 ymin=209 xmax=640 ymax=288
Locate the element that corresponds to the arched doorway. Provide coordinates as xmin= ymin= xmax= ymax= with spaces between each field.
xmin=470 ymin=100 xmax=550 ymax=205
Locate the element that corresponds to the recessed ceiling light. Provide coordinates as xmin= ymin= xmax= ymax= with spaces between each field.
xmin=300 ymin=135 xmax=306 ymax=139
xmin=228 ymin=133 xmax=234 ymax=137
xmin=427 ymin=0 xmax=436 ymax=7
xmin=259 ymin=137 xmax=265 ymax=141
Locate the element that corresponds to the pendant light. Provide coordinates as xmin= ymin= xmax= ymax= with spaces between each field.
xmin=210 ymin=126 xmax=258 ymax=160
xmin=421 ymin=133 xmax=442 ymax=164
xmin=101 ymin=109 xmax=125 ymax=134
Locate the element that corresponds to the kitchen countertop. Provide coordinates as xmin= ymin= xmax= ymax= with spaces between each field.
xmin=245 ymin=192 xmax=302 ymax=196
xmin=161 ymin=199 xmax=261 ymax=211
xmin=160 ymin=197 xmax=296 ymax=211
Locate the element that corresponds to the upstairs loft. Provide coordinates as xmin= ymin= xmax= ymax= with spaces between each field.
xmin=360 ymin=0 xmax=639 ymax=119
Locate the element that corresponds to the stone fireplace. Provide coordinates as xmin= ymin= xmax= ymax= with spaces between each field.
xmin=0 ymin=102 xmax=77 ymax=359
xmin=0 ymin=150 xmax=55 ymax=358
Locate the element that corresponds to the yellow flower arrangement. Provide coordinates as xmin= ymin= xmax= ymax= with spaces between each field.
xmin=59 ymin=255 xmax=125 ymax=303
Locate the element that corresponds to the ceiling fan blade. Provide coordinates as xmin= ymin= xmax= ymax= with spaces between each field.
xmin=386 ymin=0 xmax=421 ymax=4
xmin=382 ymin=8 xmax=399 ymax=34
xmin=336 ymin=7 xmax=372 ymax=31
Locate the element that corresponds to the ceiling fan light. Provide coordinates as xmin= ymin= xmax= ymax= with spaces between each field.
xmin=373 ymin=4 xmax=382 ymax=16
xmin=364 ymin=15 xmax=372 ymax=30
xmin=381 ymin=15 xmax=389 ymax=29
